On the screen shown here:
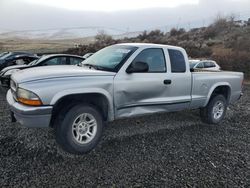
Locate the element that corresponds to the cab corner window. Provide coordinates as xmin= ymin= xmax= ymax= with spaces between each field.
xmin=168 ymin=49 xmax=186 ymax=73
xmin=132 ymin=48 xmax=166 ymax=73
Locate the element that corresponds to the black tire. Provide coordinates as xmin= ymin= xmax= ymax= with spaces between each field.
xmin=55 ymin=104 xmax=103 ymax=154
xmin=200 ymin=94 xmax=227 ymax=124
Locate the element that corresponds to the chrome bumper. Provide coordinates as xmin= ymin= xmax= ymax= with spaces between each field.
xmin=6 ymin=90 xmax=53 ymax=128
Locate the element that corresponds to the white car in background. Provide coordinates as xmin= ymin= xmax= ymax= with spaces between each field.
xmin=189 ymin=60 xmax=221 ymax=71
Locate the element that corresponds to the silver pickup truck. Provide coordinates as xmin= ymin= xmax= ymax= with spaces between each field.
xmin=7 ymin=43 xmax=244 ymax=154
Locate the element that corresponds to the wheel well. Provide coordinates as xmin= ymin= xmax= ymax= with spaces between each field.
xmin=50 ymin=93 xmax=109 ymax=127
xmin=211 ymin=85 xmax=231 ymax=103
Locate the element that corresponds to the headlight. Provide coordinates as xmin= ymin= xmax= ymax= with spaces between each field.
xmin=5 ymin=69 xmax=19 ymax=76
xmin=10 ymin=80 xmax=17 ymax=91
xmin=17 ymin=88 xmax=42 ymax=106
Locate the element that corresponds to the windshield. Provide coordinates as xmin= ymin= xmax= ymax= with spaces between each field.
xmin=28 ymin=55 xmax=48 ymax=65
xmin=82 ymin=45 xmax=138 ymax=72
xmin=28 ymin=59 xmax=39 ymax=65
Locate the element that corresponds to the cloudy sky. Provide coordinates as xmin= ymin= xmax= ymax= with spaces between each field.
xmin=0 ymin=0 xmax=249 ymax=32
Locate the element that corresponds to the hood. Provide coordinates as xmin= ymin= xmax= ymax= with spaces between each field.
xmin=11 ymin=65 xmax=116 ymax=83
xmin=1 ymin=64 xmax=28 ymax=73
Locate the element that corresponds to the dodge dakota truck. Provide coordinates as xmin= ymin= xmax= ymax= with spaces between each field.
xmin=7 ymin=43 xmax=244 ymax=154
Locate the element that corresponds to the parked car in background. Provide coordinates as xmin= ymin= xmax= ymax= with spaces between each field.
xmin=0 ymin=52 xmax=9 ymax=58
xmin=189 ymin=60 xmax=221 ymax=71
xmin=82 ymin=53 xmax=94 ymax=59
xmin=7 ymin=43 xmax=244 ymax=154
xmin=0 ymin=54 xmax=84 ymax=87
xmin=0 ymin=52 xmax=39 ymax=71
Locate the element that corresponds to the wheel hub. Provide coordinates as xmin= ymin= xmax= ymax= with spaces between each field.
xmin=212 ymin=101 xmax=224 ymax=120
xmin=78 ymin=123 xmax=88 ymax=134
xmin=72 ymin=113 xmax=97 ymax=144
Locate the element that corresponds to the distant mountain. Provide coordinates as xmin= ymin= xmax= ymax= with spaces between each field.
xmin=0 ymin=27 xmax=142 ymax=40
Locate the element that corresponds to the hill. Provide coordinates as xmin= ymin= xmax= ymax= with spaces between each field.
xmin=65 ymin=17 xmax=250 ymax=78
xmin=0 ymin=28 xmax=141 ymax=53
xmin=0 ymin=27 xmax=141 ymax=40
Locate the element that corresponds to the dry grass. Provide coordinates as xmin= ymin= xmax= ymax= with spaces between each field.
xmin=0 ymin=37 xmax=94 ymax=54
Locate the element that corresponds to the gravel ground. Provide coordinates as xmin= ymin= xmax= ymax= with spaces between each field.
xmin=0 ymin=85 xmax=249 ymax=187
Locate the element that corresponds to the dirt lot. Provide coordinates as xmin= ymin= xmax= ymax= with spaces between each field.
xmin=0 ymin=85 xmax=249 ymax=187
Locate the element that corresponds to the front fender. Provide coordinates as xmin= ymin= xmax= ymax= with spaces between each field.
xmin=50 ymin=88 xmax=114 ymax=121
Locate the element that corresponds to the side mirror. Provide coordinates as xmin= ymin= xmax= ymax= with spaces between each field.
xmin=126 ymin=61 xmax=149 ymax=74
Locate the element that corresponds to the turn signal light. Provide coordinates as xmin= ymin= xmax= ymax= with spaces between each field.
xmin=18 ymin=97 xmax=42 ymax=106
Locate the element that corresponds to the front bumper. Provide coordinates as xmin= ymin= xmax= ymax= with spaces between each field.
xmin=6 ymin=90 xmax=53 ymax=128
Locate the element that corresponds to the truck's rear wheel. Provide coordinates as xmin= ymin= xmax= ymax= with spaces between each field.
xmin=55 ymin=104 xmax=103 ymax=154
xmin=200 ymin=94 xmax=227 ymax=124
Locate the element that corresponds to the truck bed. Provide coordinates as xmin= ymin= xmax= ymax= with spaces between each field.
xmin=190 ymin=70 xmax=243 ymax=109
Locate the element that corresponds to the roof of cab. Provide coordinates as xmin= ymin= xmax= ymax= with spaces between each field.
xmin=115 ymin=43 xmax=185 ymax=51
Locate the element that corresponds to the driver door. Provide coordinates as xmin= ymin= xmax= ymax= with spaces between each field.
xmin=114 ymin=48 xmax=171 ymax=118
xmin=114 ymin=47 xmax=192 ymax=119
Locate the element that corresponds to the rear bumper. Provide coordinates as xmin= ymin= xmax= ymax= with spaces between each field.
xmin=6 ymin=90 xmax=53 ymax=128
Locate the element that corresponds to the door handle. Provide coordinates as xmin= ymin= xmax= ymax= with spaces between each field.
xmin=163 ymin=79 xmax=172 ymax=85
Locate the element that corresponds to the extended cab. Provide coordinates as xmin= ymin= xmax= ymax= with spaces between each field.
xmin=7 ymin=43 xmax=244 ymax=154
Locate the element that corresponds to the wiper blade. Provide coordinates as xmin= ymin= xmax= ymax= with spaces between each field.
xmin=82 ymin=63 xmax=97 ymax=69
xmin=82 ymin=63 xmax=106 ymax=71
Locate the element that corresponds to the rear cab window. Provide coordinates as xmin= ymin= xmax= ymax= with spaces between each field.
xmin=168 ymin=49 xmax=186 ymax=73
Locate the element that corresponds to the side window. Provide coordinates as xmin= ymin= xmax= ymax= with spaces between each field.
xmin=168 ymin=49 xmax=186 ymax=73
xmin=132 ymin=48 xmax=166 ymax=72
xmin=204 ymin=62 xmax=215 ymax=68
xmin=70 ymin=57 xmax=83 ymax=65
xmin=196 ymin=62 xmax=204 ymax=68
xmin=43 ymin=57 xmax=67 ymax=65
xmin=15 ymin=59 xmax=26 ymax=65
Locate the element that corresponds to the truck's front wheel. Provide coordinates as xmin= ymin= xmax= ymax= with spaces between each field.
xmin=200 ymin=94 xmax=227 ymax=124
xmin=55 ymin=104 xmax=103 ymax=154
